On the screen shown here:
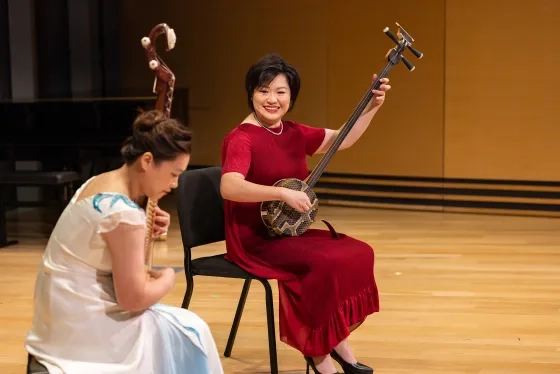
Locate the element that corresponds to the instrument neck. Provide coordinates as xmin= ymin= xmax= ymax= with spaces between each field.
xmin=155 ymin=78 xmax=175 ymax=118
xmin=306 ymin=62 xmax=394 ymax=188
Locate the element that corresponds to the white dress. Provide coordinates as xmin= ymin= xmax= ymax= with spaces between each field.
xmin=24 ymin=177 xmax=224 ymax=374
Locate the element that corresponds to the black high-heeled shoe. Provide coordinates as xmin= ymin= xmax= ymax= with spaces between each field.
xmin=330 ymin=349 xmax=374 ymax=374
xmin=304 ymin=356 xmax=341 ymax=374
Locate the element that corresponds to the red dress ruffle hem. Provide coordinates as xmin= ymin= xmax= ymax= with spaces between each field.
xmin=221 ymin=121 xmax=380 ymax=357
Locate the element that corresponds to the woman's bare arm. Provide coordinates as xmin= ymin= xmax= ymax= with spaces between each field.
xmin=220 ymin=172 xmax=312 ymax=212
xmin=103 ymin=222 xmax=175 ymax=311
xmin=220 ymin=172 xmax=285 ymax=203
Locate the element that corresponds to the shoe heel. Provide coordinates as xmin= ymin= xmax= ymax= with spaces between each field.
xmin=330 ymin=349 xmax=374 ymax=374
xmin=304 ymin=356 xmax=319 ymax=374
xmin=304 ymin=355 xmax=341 ymax=374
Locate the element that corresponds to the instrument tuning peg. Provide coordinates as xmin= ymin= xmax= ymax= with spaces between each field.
xmin=401 ymin=56 xmax=415 ymax=71
xmin=408 ymin=45 xmax=423 ymax=59
xmin=383 ymin=27 xmax=399 ymax=45
xmin=141 ymin=37 xmax=151 ymax=49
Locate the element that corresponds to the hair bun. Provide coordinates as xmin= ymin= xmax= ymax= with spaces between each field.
xmin=133 ymin=109 xmax=165 ymax=133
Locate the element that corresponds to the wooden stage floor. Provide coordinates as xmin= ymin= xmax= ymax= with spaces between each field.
xmin=1 ymin=203 xmax=559 ymax=373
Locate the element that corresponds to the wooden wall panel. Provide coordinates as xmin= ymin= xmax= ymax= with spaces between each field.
xmin=444 ymin=0 xmax=560 ymax=182
xmin=323 ymin=0 xmax=445 ymax=178
xmin=119 ymin=0 xmax=443 ymax=177
xmin=118 ymin=1 xmax=560 ymax=217
xmin=120 ymin=0 xmax=328 ymax=168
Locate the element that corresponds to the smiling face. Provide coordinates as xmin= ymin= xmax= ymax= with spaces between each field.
xmin=252 ymin=73 xmax=291 ymax=127
xmin=139 ymin=152 xmax=190 ymax=199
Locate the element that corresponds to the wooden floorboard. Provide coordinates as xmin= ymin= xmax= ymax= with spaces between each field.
xmin=1 ymin=203 xmax=559 ymax=374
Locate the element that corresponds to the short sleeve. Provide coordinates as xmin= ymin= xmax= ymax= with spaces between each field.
xmin=221 ymin=130 xmax=252 ymax=177
xmin=297 ymin=123 xmax=326 ymax=156
xmin=97 ymin=210 xmax=146 ymax=234
xmin=91 ymin=193 xmax=146 ymax=234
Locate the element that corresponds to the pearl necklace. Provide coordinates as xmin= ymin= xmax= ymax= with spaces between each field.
xmin=253 ymin=112 xmax=283 ymax=136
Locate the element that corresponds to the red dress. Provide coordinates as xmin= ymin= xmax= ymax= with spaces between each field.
xmin=221 ymin=120 xmax=380 ymax=357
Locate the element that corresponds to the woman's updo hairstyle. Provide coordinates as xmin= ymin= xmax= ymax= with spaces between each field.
xmin=121 ymin=109 xmax=192 ymax=166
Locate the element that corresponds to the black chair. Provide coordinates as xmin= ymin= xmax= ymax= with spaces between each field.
xmin=174 ymin=166 xmax=279 ymax=374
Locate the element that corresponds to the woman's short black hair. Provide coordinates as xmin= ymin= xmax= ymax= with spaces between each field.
xmin=245 ymin=53 xmax=301 ymax=112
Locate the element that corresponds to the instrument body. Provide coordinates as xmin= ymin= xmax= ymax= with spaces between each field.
xmin=140 ymin=23 xmax=177 ymax=268
xmin=260 ymin=22 xmax=423 ymax=237
xmin=260 ymin=178 xmax=318 ymax=237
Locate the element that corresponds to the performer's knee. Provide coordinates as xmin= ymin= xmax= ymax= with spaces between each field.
xmin=182 ymin=309 xmax=212 ymax=333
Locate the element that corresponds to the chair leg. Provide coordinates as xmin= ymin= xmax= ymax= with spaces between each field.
xmin=27 ymin=353 xmax=50 ymax=374
xmin=259 ymin=279 xmax=278 ymax=374
xmin=224 ymin=278 xmax=252 ymax=357
xmin=0 ymin=188 xmax=18 ymax=248
xmin=181 ymin=273 xmax=194 ymax=309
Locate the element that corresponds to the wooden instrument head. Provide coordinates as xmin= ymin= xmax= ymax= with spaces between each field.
xmin=383 ymin=22 xmax=423 ymax=71
xmin=140 ymin=23 xmax=176 ymax=114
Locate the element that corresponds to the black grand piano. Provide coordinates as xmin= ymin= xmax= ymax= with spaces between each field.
xmin=0 ymin=89 xmax=189 ymax=247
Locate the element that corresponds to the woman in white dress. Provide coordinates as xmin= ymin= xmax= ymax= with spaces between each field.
xmin=24 ymin=110 xmax=224 ymax=374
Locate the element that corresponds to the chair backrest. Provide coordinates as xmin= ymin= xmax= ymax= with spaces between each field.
xmin=174 ymin=166 xmax=225 ymax=249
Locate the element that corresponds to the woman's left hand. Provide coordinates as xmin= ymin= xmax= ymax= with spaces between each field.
xmin=153 ymin=205 xmax=170 ymax=238
xmin=371 ymin=74 xmax=391 ymax=107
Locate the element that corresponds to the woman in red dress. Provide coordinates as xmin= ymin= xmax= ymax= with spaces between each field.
xmin=220 ymin=54 xmax=391 ymax=374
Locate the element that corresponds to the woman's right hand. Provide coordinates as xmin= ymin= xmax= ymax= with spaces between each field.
xmin=280 ymin=188 xmax=312 ymax=213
